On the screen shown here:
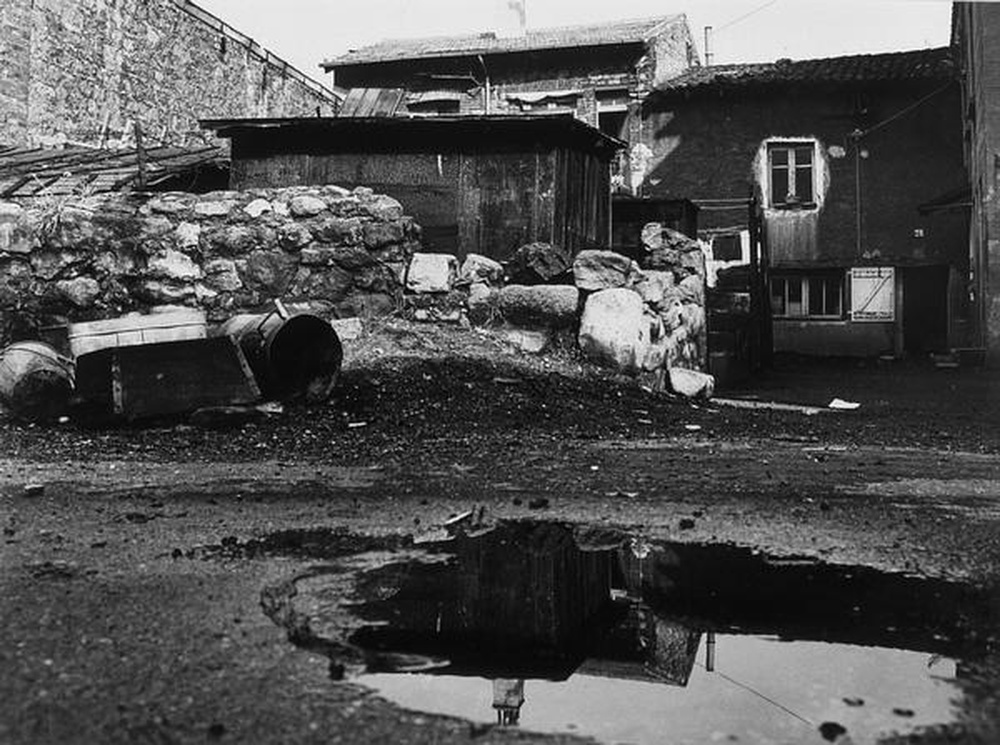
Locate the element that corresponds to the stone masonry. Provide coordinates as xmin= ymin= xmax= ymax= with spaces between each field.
xmin=0 ymin=186 xmax=420 ymax=347
xmin=0 ymin=0 xmax=340 ymax=148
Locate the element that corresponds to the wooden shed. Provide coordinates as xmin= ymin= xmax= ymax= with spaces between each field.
xmin=202 ymin=115 xmax=623 ymax=261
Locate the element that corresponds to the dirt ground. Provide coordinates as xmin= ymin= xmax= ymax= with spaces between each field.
xmin=1 ymin=320 xmax=999 ymax=744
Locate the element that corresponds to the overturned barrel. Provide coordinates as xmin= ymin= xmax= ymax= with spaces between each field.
xmin=0 ymin=341 xmax=74 ymax=422
xmin=217 ymin=311 xmax=342 ymax=403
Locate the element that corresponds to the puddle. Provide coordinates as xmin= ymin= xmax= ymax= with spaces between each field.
xmin=263 ymin=521 xmax=999 ymax=745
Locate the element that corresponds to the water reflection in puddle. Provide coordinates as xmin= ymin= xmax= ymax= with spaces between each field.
xmin=360 ymin=637 xmax=958 ymax=745
xmin=269 ymin=521 xmax=995 ymax=744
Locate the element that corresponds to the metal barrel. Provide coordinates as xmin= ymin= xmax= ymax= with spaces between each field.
xmin=0 ymin=341 xmax=74 ymax=421
xmin=217 ymin=311 xmax=343 ymax=403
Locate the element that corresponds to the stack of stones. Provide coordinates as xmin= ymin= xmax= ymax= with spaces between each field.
xmin=401 ymin=224 xmax=713 ymax=396
xmin=0 ymin=185 xmax=421 ymax=346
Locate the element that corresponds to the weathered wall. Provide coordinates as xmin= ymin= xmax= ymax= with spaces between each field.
xmin=956 ymin=2 xmax=1000 ymax=358
xmin=641 ymin=82 xmax=968 ymax=267
xmin=0 ymin=0 xmax=339 ymax=149
xmin=0 ymin=186 xmax=420 ymax=347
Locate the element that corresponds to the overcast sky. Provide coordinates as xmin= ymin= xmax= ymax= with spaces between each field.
xmin=193 ymin=0 xmax=954 ymax=82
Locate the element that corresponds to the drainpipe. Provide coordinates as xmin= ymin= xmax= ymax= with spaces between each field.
xmin=850 ymin=128 xmax=863 ymax=257
xmin=477 ymin=55 xmax=491 ymax=114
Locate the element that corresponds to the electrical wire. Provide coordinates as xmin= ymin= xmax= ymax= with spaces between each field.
xmin=694 ymin=660 xmax=814 ymax=727
xmin=856 ymin=80 xmax=955 ymax=139
xmin=715 ymin=0 xmax=782 ymax=33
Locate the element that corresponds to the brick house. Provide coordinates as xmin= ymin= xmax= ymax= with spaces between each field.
xmin=953 ymin=2 xmax=1000 ymax=364
xmin=321 ymin=15 xmax=698 ymax=191
xmin=0 ymin=0 xmax=341 ymax=149
xmin=639 ymin=47 xmax=969 ymax=358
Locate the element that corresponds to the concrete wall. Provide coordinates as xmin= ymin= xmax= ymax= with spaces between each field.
xmin=0 ymin=186 xmax=420 ymax=347
xmin=0 ymin=0 xmax=339 ymax=149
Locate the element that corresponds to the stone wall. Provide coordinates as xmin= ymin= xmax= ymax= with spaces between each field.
xmin=0 ymin=186 xmax=420 ymax=347
xmin=0 ymin=0 xmax=339 ymax=148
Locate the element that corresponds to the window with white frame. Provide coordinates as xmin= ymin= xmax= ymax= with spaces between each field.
xmin=767 ymin=141 xmax=816 ymax=208
xmin=770 ymin=271 xmax=844 ymax=319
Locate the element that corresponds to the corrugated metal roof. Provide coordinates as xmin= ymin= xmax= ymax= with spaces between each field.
xmin=655 ymin=47 xmax=954 ymax=93
xmin=0 ymin=144 xmax=227 ymax=199
xmin=323 ymin=15 xmax=684 ymax=68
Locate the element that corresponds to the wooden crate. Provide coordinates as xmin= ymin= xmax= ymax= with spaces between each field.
xmin=74 ymin=336 xmax=260 ymax=421
xmin=68 ymin=310 xmax=207 ymax=358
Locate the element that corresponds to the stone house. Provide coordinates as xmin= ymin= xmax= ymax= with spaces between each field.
xmin=639 ymin=47 xmax=969 ymax=358
xmin=952 ymin=2 xmax=1000 ymax=364
xmin=321 ymin=15 xmax=699 ymax=192
xmin=0 ymin=0 xmax=341 ymax=149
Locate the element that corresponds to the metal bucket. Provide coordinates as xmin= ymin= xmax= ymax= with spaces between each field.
xmin=218 ymin=306 xmax=342 ymax=403
xmin=0 ymin=341 xmax=74 ymax=421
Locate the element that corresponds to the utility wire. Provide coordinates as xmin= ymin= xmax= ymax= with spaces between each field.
xmin=856 ymin=80 xmax=955 ymax=139
xmin=695 ymin=660 xmax=814 ymax=727
xmin=715 ymin=0 xmax=782 ymax=33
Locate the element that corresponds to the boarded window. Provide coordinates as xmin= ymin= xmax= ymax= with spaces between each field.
xmin=712 ymin=233 xmax=743 ymax=261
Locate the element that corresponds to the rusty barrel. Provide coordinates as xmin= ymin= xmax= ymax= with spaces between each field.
xmin=217 ymin=312 xmax=342 ymax=403
xmin=0 ymin=341 xmax=74 ymax=421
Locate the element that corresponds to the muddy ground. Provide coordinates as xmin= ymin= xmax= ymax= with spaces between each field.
xmin=1 ymin=320 xmax=999 ymax=744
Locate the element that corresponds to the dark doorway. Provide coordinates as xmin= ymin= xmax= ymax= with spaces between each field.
xmin=903 ymin=265 xmax=949 ymax=354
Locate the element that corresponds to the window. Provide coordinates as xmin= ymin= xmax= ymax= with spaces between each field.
xmin=771 ymin=272 xmax=844 ymax=318
xmin=768 ymin=142 xmax=816 ymax=208
xmin=711 ymin=233 xmax=743 ymax=262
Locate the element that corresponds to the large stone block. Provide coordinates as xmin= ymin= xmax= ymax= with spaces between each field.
xmin=507 ymin=242 xmax=572 ymax=284
xmin=407 ymin=253 xmax=457 ymax=293
xmin=668 ymin=367 xmax=715 ymax=399
xmin=56 ymin=277 xmax=101 ymax=308
xmin=578 ymin=288 xmax=649 ymax=371
xmin=312 ymin=217 xmax=363 ymax=245
xmin=361 ymin=194 xmax=405 ymax=222
xmin=459 ymin=253 xmax=504 ymax=286
xmin=572 ymin=249 xmax=638 ymax=291
xmin=633 ymin=270 xmax=676 ymax=310
xmin=148 ymin=248 xmax=202 ymax=281
xmin=289 ymin=195 xmax=327 ymax=218
xmin=242 ymin=250 xmax=296 ymax=296
xmin=363 ymin=221 xmax=405 ymax=249
xmin=497 ymin=284 xmax=579 ymax=327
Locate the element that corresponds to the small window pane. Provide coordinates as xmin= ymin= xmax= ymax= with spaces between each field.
xmin=770 ymin=278 xmax=786 ymax=315
xmin=796 ymin=165 xmax=814 ymax=202
xmin=712 ymin=234 xmax=742 ymax=261
xmin=794 ymin=146 xmax=814 ymax=165
xmin=770 ymin=148 xmax=789 ymax=166
xmin=808 ymin=278 xmax=825 ymax=315
xmin=825 ymin=278 xmax=842 ymax=315
xmin=771 ymin=167 xmax=789 ymax=205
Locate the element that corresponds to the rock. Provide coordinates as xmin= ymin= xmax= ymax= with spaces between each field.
xmin=289 ymin=195 xmax=327 ymax=218
xmin=242 ymin=198 xmax=272 ymax=218
xmin=641 ymin=222 xmax=699 ymax=254
xmin=467 ymin=282 xmax=498 ymax=325
xmin=148 ymin=249 xmax=203 ymax=281
xmin=459 ymin=253 xmax=504 ymax=286
xmin=193 ymin=200 xmax=237 ymax=218
xmin=312 ymin=217 xmax=363 ymax=245
xmin=287 ymin=265 xmax=352 ymax=302
xmin=363 ymin=221 xmax=405 ymax=249
xmin=572 ymin=249 xmax=637 ymax=291
xmin=633 ymin=270 xmax=676 ymax=310
xmin=406 ymin=253 xmax=457 ymax=293
xmin=31 ymin=249 xmax=80 ymax=280
xmin=502 ymin=326 xmax=551 ymax=354
xmin=677 ymin=275 xmax=705 ymax=305
xmin=141 ymin=280 xmax=195 ymax=303
xmin=361 ymin=194 xmax=404 ymax=222
xmin=56 ymin=277 xmax=101 ymax=308
xmin=300 ymin=245 xmax=375 ymax=270
xmin=578 ymin=288 xmax=649 ymax=371
xmin=23 ymin=483 xmax=45 ymax=497
xmin=174 ymin=221 xmax=201 ymax=249
xmin=668 ymin=367 xmax=715 ymax=399
xmin=204 ymin=259 xmax=242 ymax=292
xmin=496 ymin=285 xmax=579 ymax=327
xmin=148 ymin=194 xmax=197 ymax=215
xmin=330 ymin=317 xmax=363 ymax=341
xmin=0 ymin=202 xmax=30 ymax=254
xmin=277 ymin=223 xmax=313 ymax=251
xmin=242 ymin=250 xmax=296 ymax=296
xmin=202 ymin=225 xmax=256 ymax=256
xmin=507 ymin=242 xmax=572 ymax=284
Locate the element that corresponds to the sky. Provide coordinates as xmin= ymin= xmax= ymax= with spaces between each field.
xmin=193 ymin=0 xmax=955 ymax=83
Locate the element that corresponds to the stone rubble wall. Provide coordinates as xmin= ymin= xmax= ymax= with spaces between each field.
xmin=0 ymin=186 xmax=420 ymax=347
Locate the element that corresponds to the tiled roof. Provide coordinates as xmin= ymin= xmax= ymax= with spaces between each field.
xmin=0 ymin=144 xmax=227 ymax=199
xmin=656 ymin=46 xmax=954 ymax=93
xmin=323 ymin=15 xmax=683 ymax=68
